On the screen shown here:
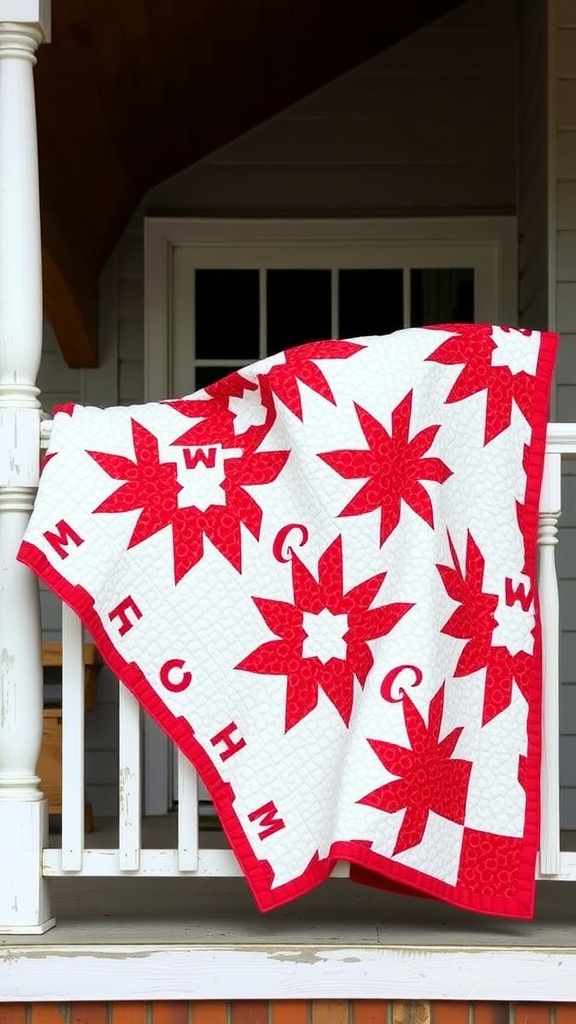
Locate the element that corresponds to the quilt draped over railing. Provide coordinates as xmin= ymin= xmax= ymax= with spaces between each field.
xmin=19 ymin=324 xmax=558 ymax=918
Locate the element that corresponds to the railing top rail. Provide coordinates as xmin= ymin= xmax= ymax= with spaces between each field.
xmin=545 ymin=423 xmax=576 ymax=454
xmin=40 ymin=418 xmax=576 ymax=452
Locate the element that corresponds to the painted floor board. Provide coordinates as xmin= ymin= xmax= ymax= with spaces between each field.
xmin=2 ymin=819 xmax=575 ymax=951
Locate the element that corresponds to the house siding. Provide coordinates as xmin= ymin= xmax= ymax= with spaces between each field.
xmin=552 ymin=0 xmax=576 ymax=828
xmin=517 ymin=0 xmax=550 ymax=332
xmin=516 ymin=0 xmax=576 ymax=832
xmin=37 ymin=318 xmax=81 ymax=643
xmin=115 ymin=0 xmax=516 ymax=409
xmin=37 ymin=262 xmax=121 ymax=818
xmin=147 ymin=0 xmax=516 ymax=220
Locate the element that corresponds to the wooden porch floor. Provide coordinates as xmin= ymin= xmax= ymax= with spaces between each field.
xmin=2 ymin=816 xmax=576 ymax=949
xmin=22 ymin=873 xmax=576 ymax=949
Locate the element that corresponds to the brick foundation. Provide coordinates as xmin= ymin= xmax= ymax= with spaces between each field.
xmin=0 ymin=1003 xmax=571 ymax=1024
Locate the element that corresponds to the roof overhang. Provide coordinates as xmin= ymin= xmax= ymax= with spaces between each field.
xmin=35 ymin=0 xmax=468 ymax=366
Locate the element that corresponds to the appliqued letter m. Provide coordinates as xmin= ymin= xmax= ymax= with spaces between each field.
xmin=247 ymin=800 xmax=286 ymax=840
xmin=43 ymin=520 xmax=84 ymax=559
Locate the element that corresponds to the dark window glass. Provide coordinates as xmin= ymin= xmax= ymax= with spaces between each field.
xmin=411 ymin=268 xmax=474 ymax=327
xmin=339 ymin=269 xmax=403 ymax=338
xmin=266 ymin=270 xmax=332 ymax=355
xmin=195 ymin=270 xmax=259 ymax=360
xmin=195 ymin=365 xmax=237 ymax=391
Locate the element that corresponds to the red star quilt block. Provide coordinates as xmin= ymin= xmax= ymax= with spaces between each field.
xmin=19 ymin=324 xmax=557 ymax=918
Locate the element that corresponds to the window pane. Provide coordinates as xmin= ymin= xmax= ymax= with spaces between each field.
xmin=195 ymin=365 xmax=238 ymax=391
xmin=266 ymin=270 xmax=332 ymax=355
xmin=339 ymin=269 xmax=403 ymax=338
xmin=410 ymin=268 xmax=474 ymax=327
xmin=195 ymin=270 xmax=259 ymax=360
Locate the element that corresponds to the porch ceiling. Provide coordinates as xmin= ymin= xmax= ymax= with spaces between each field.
xmin=35 ymin=0 xmax=468 ymax=368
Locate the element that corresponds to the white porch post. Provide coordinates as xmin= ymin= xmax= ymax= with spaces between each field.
xmin=0 ymin=1 xmax=53 ymax=933
xmin=538 ymin=449 xmax=561 ymax=877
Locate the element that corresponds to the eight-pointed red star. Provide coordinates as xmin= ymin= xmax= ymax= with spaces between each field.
xmin=319 ymin=390 xmax=452 ymax=545
xmin=427 ymin=324 xmax=536 ymax=443
xmin=261 ymin=339 xmax=365 ymax=419
xmin=483 ymin=646 xmax=533 ymax=726
xmin=437 ymin=531 xmax=498 ymax=677
xmin=358 ymin=684 xmax=472 ymax=854
xmin=236 ymin=535 xmax=413 ymax=731
xmin=89 ymin=419 xmax=181 ymax=548
xmin=89 ymin=417 xmax=289 ymax=582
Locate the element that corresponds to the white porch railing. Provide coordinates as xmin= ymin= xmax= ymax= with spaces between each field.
xmin=43 ymin=598 xmax=243 ymax=879
xmin=42 ymin=580 xmax=351 ymax=881
xmin=30 ymin=423 xmax=576 ymax=893
xmin=0 ymin=416 xmax=574 ymax=932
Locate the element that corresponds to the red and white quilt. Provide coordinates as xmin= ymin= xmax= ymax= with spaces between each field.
xmin=19 ymin=324 xmax=557 ymax=918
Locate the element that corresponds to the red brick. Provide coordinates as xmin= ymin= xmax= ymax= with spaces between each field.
xmin=513 ymin=1007 xmax=551 ymax=1024
xmin=473 ymin=1005 xmax=509 ymax=1024
xmin=354 ymin=1002 xmax=389 ymax=1024
xmin=434 ymin=1004 xmax=468 ymax=1024
xmin=0 ymin=1007 xmax=28 ymax=1024
xmin=230 ymin=1003 xmax=268 ymax=1024
xmin=192 ymin=1006 xmax=228 ymax=1024
xmin=152 ymin=1006 xmax=188 ymax=1024
xmin=111 ymin=1005 xmax=147 ymax=1024
xmin=70 ymin=1005 xmax=108 ymax=1024
xmin=555 ymin=1008 xmax=576 ymax=1024
xmin=271 ymin=1002 xmax=309 ymax=1024
xmin=30 ymin=1006 xmax=68 ymax=1024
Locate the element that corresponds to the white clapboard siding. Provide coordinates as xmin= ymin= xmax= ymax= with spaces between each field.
xmin=554 ymin=0 xmax=576 ymax=826
xmin=36 ymin=319 xmax=82 ymax=641
xmin=38 ymin=263 xmax=122 ymax=819
xmin=517 ymin=0 xmax=549 ymax=332
xmin=37 ymin=318 xmax=82 ymax=405
xmin=117 ymin=219 xmax=144 ymax=408
xmin=116 ymin=0 xmax=516 ymax=414
xmin=148 ymin=0 xmax=516 ymax=223
xmin=558 ymin=181 xmax=576 ymax=229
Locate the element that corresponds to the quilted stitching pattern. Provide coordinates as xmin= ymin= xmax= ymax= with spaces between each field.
xmin=19 ymin=325 xmax=558 ymax=918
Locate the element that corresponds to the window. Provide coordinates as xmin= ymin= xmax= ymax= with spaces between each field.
xmin=144 ymin=218 xmax=517 ymax=401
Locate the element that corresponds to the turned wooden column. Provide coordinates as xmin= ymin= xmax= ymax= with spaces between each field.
xmin=0 ymin=1 xmax=53 ymax=933
xmin=538 ymin=447 xmax=561 ymax=877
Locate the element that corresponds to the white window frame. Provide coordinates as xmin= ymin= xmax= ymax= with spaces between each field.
xmin=144 ymin=216 xmax=518 ymax=402
xmin=142 ymin=215 xmax=517 ymax=813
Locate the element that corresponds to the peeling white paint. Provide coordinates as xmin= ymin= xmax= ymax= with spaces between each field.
xmin=1 ymin=944 xmax=576 ymax=1001
xmin=0 ymin=648 xmax=15 ymax=725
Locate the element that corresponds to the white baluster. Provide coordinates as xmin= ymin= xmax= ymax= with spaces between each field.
xmin=177 ymin=752 xmax=199 ymax=872
xmin=61 ymin=606 xmax=85 ymax=871
xmin=0 ymin=4 xmax=52 ymax=933
xmin=118 ymin=686 xmax=142 ymax=871
xmin=538 ymin=451 xmax=561 ymax=876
